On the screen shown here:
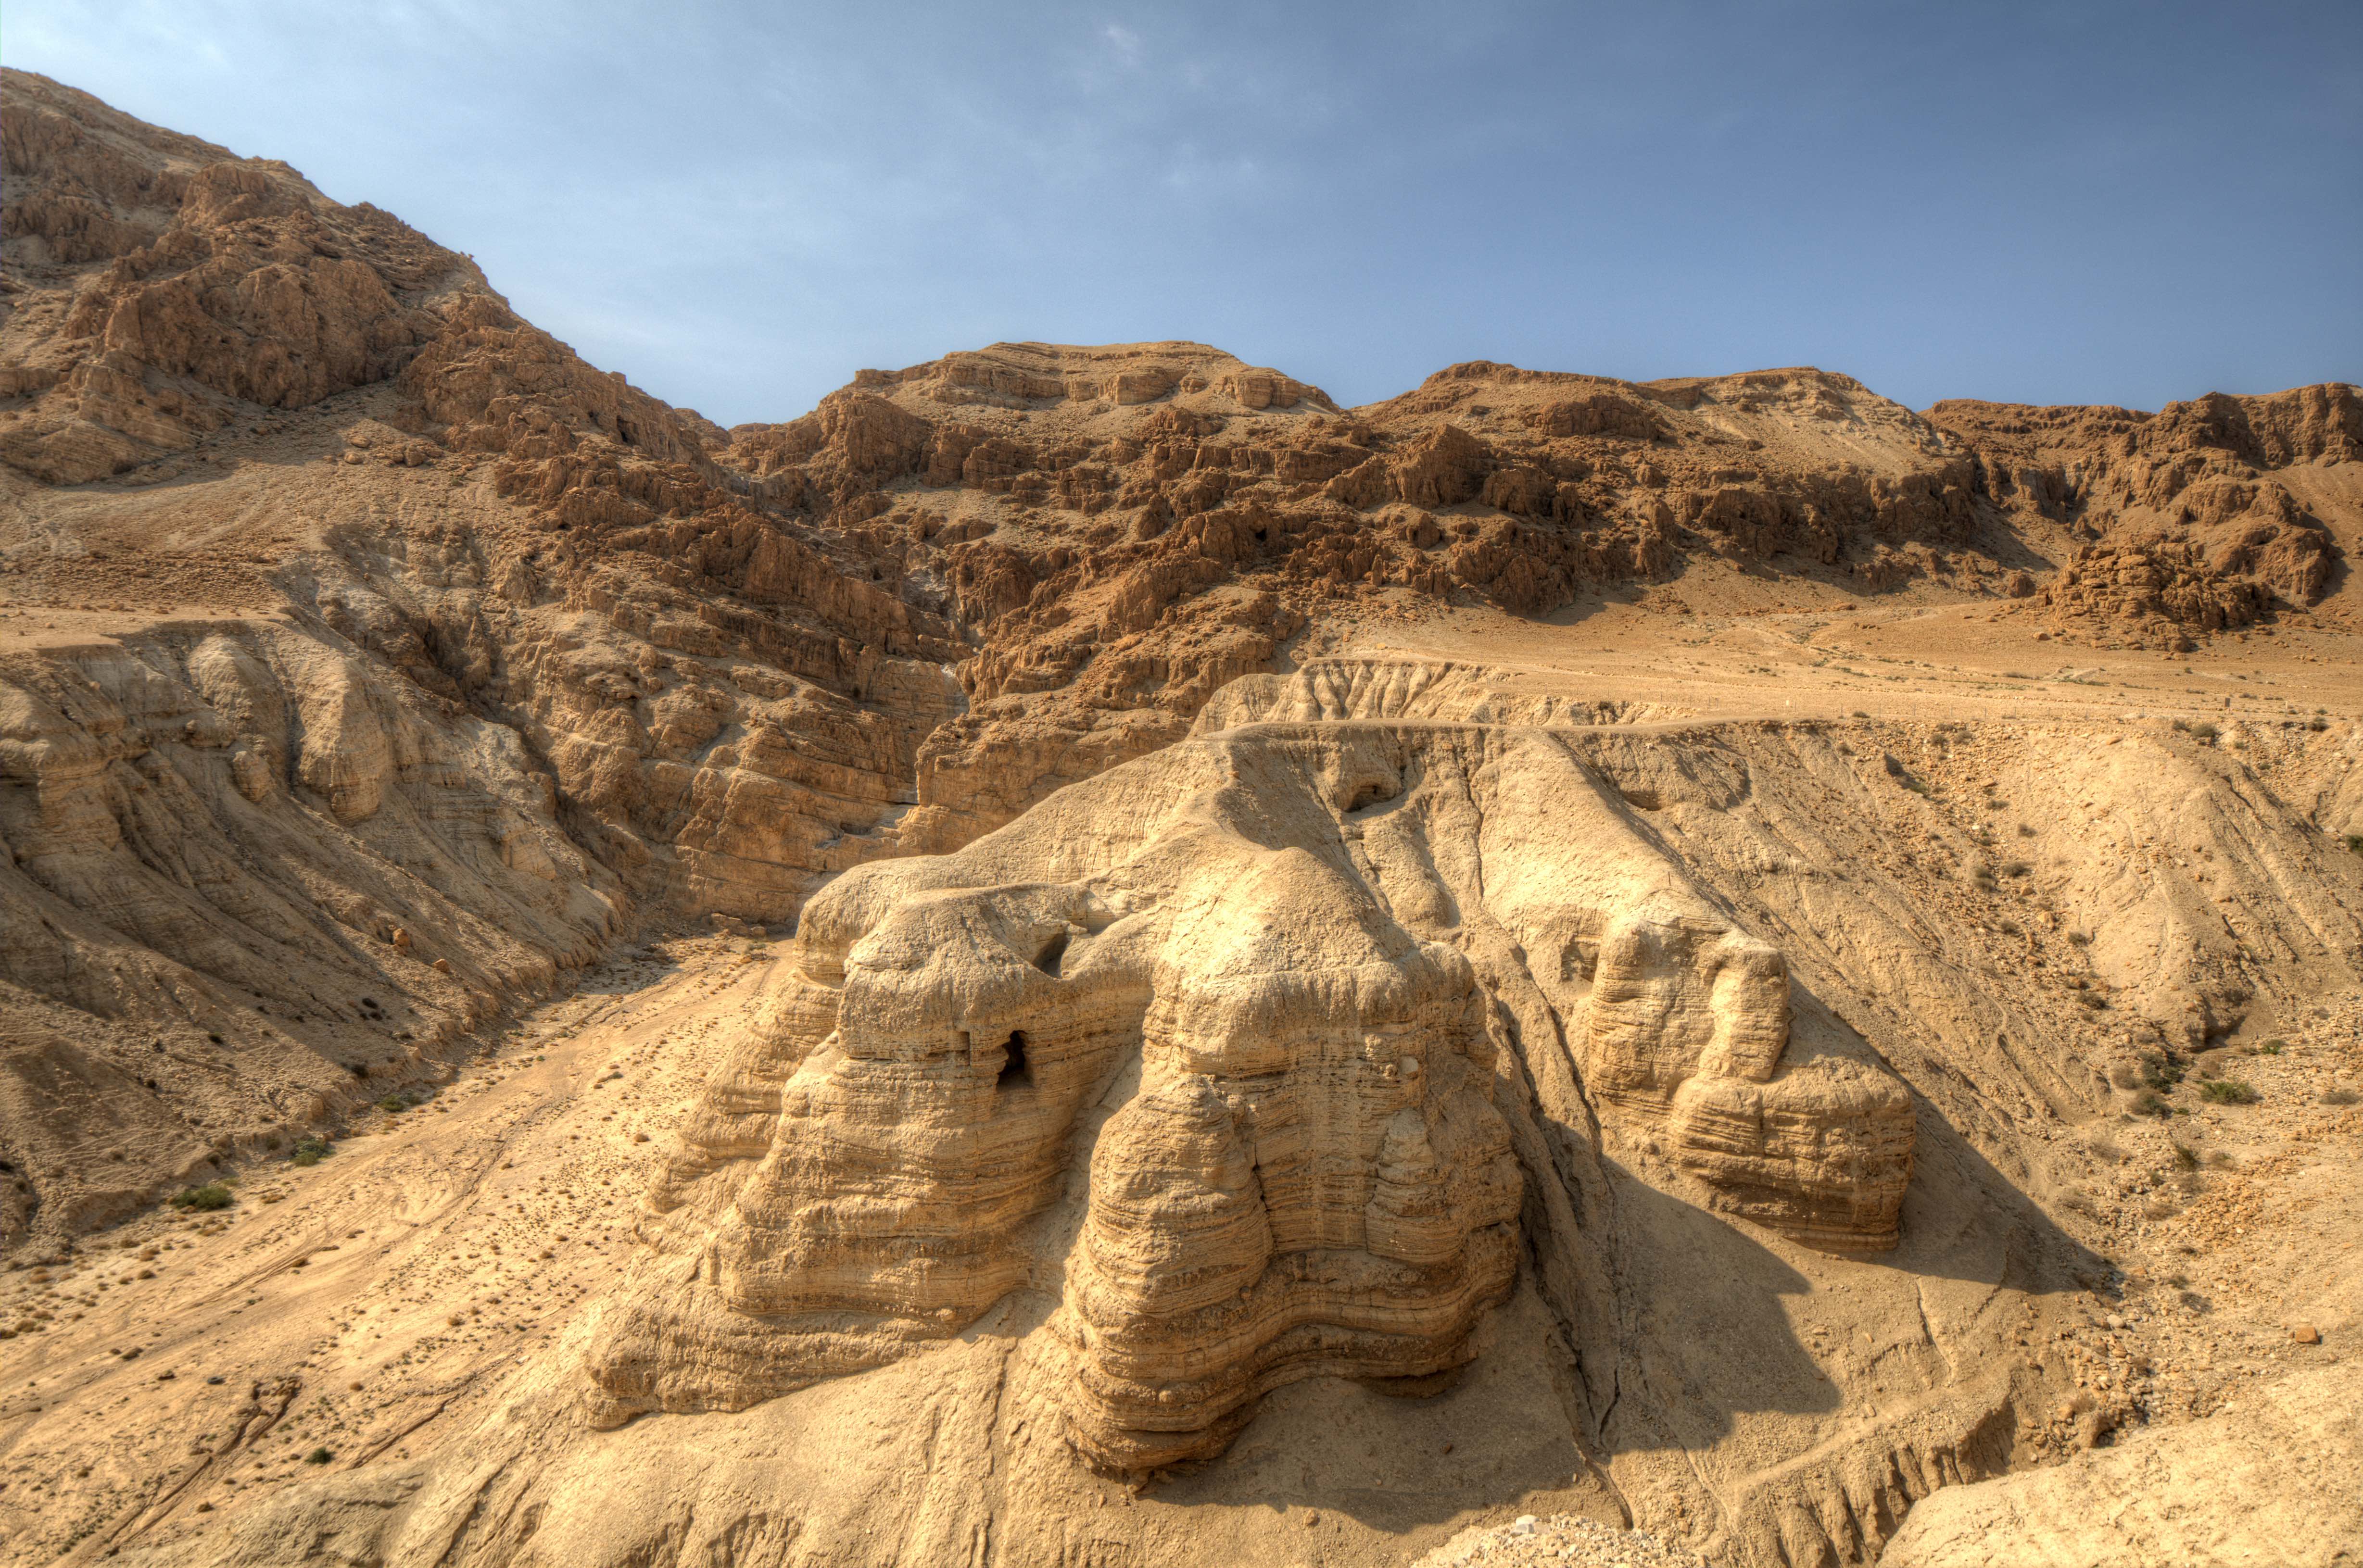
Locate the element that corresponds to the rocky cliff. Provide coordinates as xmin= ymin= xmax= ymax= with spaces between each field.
xmin=4 ymin=70 xmax=2363 ymax=1568
xmin=579 ymin=705 xmax=1930 ymax=1473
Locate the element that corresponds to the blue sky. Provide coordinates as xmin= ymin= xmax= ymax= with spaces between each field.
xmin=6 ymin=2 xmax=2359 ymax=426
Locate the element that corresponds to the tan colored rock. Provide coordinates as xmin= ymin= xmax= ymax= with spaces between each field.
xmin=584 ymin=734 xmax=1523 ymax=1467
xmin=1881 ymin=1364 xmax=2363 ymax=1568
xmin=5 ymin=74 xmax=2363 ymax=1568
xmin=584 ymin=710 xmax=1919 ymax=1462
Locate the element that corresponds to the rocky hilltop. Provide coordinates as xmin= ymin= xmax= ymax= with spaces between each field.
xmin=4 ymin=69 xmax=2362 ymax=1568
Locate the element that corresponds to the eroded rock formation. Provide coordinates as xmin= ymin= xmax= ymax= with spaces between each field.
xmin=584 ymin=706 xmax=1916 ymax=1468
xmin=5 ymin=71 xmax=2363 ymax=1568
xmin=1933 ymin=388 xmax=2357 ymax=646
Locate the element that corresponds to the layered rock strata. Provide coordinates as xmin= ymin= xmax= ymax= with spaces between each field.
xmin=1577 ymin=909 xmax=1913 ymax=1248
xmin=582 ymin=732 xmax=1529 ymax=1468
xmin=584 ymin=714 xmax=1916 ymax=1466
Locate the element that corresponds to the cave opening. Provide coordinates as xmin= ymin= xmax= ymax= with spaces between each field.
xmin=998 ymin=1029 xmax=1031 ymax=1089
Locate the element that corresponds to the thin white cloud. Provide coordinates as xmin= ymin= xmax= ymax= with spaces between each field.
xmin=1100 ymin=22 xmax=1144 ymax=64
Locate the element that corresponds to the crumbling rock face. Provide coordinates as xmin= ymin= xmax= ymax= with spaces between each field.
xmin=1575 ymin=909 xmax=1911 ymax=1250
xmin=0 ymin=73 xmax=481 ymax=485
xmin=1934 ymin=389 xmax=2355 ymax=642
xmin=0 ymin=621 xmax=619 ymax=1237
xmin=2037 ymin=540 xmax=2275 ymax=648
xmin=584 ymin=710 xmax=1916 ymax=1467
xmin=583 ymin=733 xmax=1528 ymax=1467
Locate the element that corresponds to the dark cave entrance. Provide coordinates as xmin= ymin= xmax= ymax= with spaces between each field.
xmin=998 ymin=1029 xmax=1032 ymax=1090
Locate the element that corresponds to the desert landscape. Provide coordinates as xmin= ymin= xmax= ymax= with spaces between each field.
xmin=1 ymin=66 xmax=2360 ymax=1567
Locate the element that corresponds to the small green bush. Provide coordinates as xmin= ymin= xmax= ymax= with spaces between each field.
xmin=2171 ymin=1143 xmax=2199 ymax=1171
xmin=2199 ymin=1079 xmax=2259 ymax=1105
xmin=303 ymin=1447 xmax=332 ymax=1465
xmin=2258 ymin=1039 xmax=2286 ymax=1055
xmin=2322 ymin=1088 xmax=2361 ymax=1106
xmin=377 ymin=1094 xmax=408 ymax=1113
xmin=2001 ymin=861 xmax=2031 ymax=877
xmin=2346 ymin=835 xmax=2363 ymax=856
xmin=2138 ymin=1051 xmax=2185 ymax=1090
xmin=171 ymin=1183 xmax=233 ymax=1211
xmin=290 ymin=1136 xmax=331 ymax=1167
xmin=2132 ymin=1090 xmax=2173 ymax=1118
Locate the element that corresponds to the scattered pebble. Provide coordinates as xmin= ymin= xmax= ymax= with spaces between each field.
xmin=1414 ymin=1512 xmax=1710 ymax=1567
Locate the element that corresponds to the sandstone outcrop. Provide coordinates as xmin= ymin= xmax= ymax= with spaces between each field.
xmin=5 ymin=72 xmax=2363 ymax=1568
xmin=582 ymin=727 xmax=1529 ymax=1468
xmin=1578 ymin=907 xmax=1913 ymax=1250
xmin=1933 ymin=389 xmax=2355 ymax=645
xmin=584 ymin=707 xmax=1919 ymax=1468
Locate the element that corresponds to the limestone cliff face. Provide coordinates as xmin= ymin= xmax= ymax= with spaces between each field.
xmin=0 ymin=70 xmax=979 ymax=1238
xmin=2 ymin=65 xmax=2356 ymax=1278
xmin=583 ymin=709 xmax=1927 ymax=1468
xmin=0 ymin=621 xmax=617 ymax=1234
xmin=581 ymin=737 xmax=1527 ymax=1468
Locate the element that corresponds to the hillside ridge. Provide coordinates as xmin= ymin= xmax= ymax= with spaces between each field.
xmin=2 ymin=68 xmax=2361 ymax=1568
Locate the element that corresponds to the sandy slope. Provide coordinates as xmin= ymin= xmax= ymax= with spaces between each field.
xmin=2 ymin=658 xmax=2356 ymax=1567
xmin=0 ymin=935 xmax=762 ymax=1558
xmin=5 ymin=67 xmax=2363 ymax=1568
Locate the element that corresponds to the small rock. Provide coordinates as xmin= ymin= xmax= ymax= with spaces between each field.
xmin=2293 ymin=1324 xmax=2322 ymax=1345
